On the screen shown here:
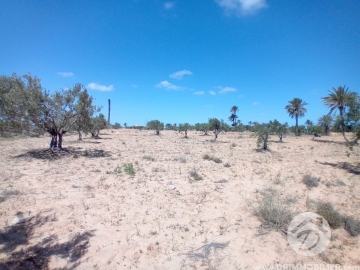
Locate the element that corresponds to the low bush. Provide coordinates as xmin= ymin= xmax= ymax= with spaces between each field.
xmin=302 ymin=175 xmax=320 ymax=188
xmin=316 ymin=202 xmax=343 ymax=229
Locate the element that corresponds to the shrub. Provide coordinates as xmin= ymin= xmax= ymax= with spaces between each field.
xmin=147 ymin=120 xmax=164 ymax=135
xmin=202 ymin=154 xmax=222 ymax=163
xmin=316 ymin=202 xmax=343 ymax=229
xmin=344 ymin=216 xmax=360 ymax=236
xmin=174 ymin=157 xmax=186 ymax=163
xmin=302 ymin=175 xmax=320 ymax=188
xmin=255 ymin=189 xmax=293 ymax=231
xmin=223 ymin=162 xmax=231 ymax=167
xmin=189 ymin=169 xmax=203 ymax=181
xmin=143 ymin=155 xmax=155 ymax=161
xmin=123 ymin=163 xmax=135 ymax=175
xmin=113 ymin=165 xmax=122 ymax=174
xmin=253 ymin=123 xmax=272 ymax=150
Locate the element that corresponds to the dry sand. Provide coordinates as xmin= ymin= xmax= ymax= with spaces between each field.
xmin=0 ymin=130 xmax=359 ymax=269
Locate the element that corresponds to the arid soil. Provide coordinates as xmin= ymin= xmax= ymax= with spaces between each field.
xmin=0 ymin=130 xmax=359 ymax=269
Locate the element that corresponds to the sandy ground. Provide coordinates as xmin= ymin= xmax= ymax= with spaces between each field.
xmin=0 ymin=129 xmax=359 ymax=269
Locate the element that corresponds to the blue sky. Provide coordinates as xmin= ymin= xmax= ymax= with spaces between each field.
xmin=1 ymin=0 xmax=359 ymax=126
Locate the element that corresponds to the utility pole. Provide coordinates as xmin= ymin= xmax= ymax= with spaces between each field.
xmin=108 ymin=99 xmax=111 ymax=125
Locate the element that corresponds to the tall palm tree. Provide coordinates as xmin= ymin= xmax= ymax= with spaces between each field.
xmin=229 ymin=105 xmax=239 ymax=126
xmin=285 ymin=98 xmax=308 ymax=136
xmin=322 ymin=86 xmax=356 ymax=143
xmin=317 ymin=115 xmax=333 ymax=136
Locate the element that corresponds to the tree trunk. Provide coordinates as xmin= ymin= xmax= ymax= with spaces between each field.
xmin=58 ymin=133 xmax=63 ymax=149
xmin=279 ymin=133 xmax=283 ymax=142
xmin=78 ymin=130 xmax=82 ymax=140
xmin=214 ymin=129 xmax=218 ymax=141
xmin=295 ymin=116 xmax=299 ymax=136
xmin=185 ymin=130 xmax=188 ymax=138
xmin=339 ymin=109 xmax=351 ymax=144
xmin=156 ymin=130 xmax=160 ymax=135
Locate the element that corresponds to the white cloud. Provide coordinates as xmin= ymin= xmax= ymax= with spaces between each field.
xmin=156 ymin=80 xmax=183 ymax=90
xmin=209 ymin=90 xmax=216 ymax=95
xmin=193 ymin=91 xmax=204 ymax=95
xmin=169 ymin=70 xmax=193 ymax=79
xmin=215 ymin=0 xmax=267 ymax=15
xmin=253 ymin=101 xmax=259 ymax=105
xmin=164 ymin=2 xmax=175 ymax=10
xmin=87 ymin=82 xmax=114 ymax=91
xmin=219 ymin=86 xmax=237 ymax=94
xmin=57 ymin=72 xmax=74 ymax=77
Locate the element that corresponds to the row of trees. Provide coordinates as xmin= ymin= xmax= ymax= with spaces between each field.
xmin=0 ymin=74 xmax=107 ymax=149
xmin=285 ymin=86 xmax=359 ymax=144
xmin=1 ymin=73 xmax=358 ymax=148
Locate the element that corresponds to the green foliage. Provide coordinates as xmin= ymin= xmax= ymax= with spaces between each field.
xmin=229 ymin=105 xmax=239 ymax=127
xmin=253 ymin=123 xmax=272 ymax=150
xmin=195 ymin=123 xmax=209 ymax=135
xmin=322 ymin=86 xmax=359 ymax=144
xmin=208 ymin=118 xmax=221 ymax=141
xmin=316 ymin=202 xmax=343 ymax=229
xmin=285 ymin=98 xmax=308 ymax=135
xmin=269 ymin=119 xmax=288 ymax=141
xmin=179 ymin=123 xmax=191 ymax=138
xmin=113 ymin=122 xmax=121 ymax=129
xmin=90 ymin=114 xmax=107 ymax=137
xmin=123 ymin=163 xmax=135 ymax=175
xmin=147 ymin=120 xmax=164 ymax=135
xmin=113 ymin=165 xmax=122 ymax=174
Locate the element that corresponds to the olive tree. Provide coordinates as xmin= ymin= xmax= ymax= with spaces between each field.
xmin=90 ymin=114 xmax=107 ymax=137
xmin=253 ymin=123 xmax=271 ymax=150
xmin=0 ymin=73 xmax=96 ymax=149
xmin=179 ymin=123 xmax=191 ymax=138
xmin=208 ymin=118 xmax=221 ymax=141
xmin=147 ymin=120 xmax=164 ymax=135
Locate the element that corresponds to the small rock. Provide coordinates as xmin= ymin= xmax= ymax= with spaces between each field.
xmin=168 ymin=185 xmax=176 ymax=190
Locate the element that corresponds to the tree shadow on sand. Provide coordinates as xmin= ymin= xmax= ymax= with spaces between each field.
xmin=13 ymin=147 xmax=112 ymax=161
xmin=0 ymin=213 xmax=95 ymax=269
xmin=312 ymin=138 xmax=347 ymax=145
xmin=318 ymin=161 xmax=360 ymax=175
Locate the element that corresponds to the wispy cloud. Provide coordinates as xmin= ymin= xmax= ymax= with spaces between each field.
xmin=164 ymin=2 xmax=175 ymax=10
xmin=156 ymin=80 xmax=183 ymax=90
xmin=253 ymin=101 xmax=259 ymax=105
xmin=209 ymin=90 xmax=216 ymax=95
xmin=215 ymin=0 xmax=267 ymax=16
xmin=219 ymin=86 xmax=237 ymax=94
xmin=169 ymin=70 xmax=193 ymax=79
xmin=57 ymin=72 xmax=74 ymax=77
xmin=193 ymin=91 xmax=204 ymax=95
xmin=87 ymin=82 xmax=114 ymax=91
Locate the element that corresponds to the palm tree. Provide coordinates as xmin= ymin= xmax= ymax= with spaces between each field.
xmin=285 ymin=98 xmax=308 ymax=136
xmin=229 ymin=105 xmax=239 ymax=127
xmin=322 ymin=85 xmax=355 ymax=143
xmin=317 ymin=115 xmax=332 ymax=136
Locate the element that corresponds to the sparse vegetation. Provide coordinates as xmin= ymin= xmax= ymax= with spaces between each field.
xmin=123 ymin=163 xmax=135 ymax=175
xmin=143 ymin=155 xmax=155 ymax=161
xmin=302 ymin=175 xmax=320 ymax=188
xmin=344 ymin=216 xmax=360 ymax=236
xmin=147 ymin=120 xmax=164 ymax=135
xmin=223 ymin=162 xmax=231 ymax=167
xmin=203 ymin=154 xmax=222 ymax=163
xmin=255 ymin=189 xmax=293 ymax=232
xmin=316 ymin=201 xmax=343 ymax=229
xmin=253 ymin=123 xmax=271 ymax=150
xmin=189 ymin=168 xmax=203 ymax=181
